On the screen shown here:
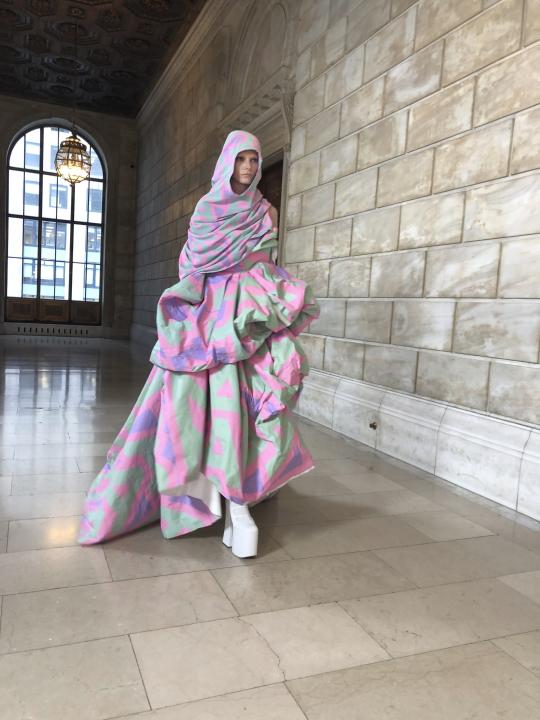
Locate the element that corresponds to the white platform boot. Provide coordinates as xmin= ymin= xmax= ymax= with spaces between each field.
xmin=222 ymin=499 xmax=259 ymax=558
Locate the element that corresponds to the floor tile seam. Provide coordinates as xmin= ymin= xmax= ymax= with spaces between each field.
xmin=127 ymin=634 xmax=152 ymax=713
xmin=340 ymin=574 xmax=540 ymax=604
xmin=0 ymin=567 xmax=220 ymax=599
xmin=336 ymin=598 xmax=392 ymax=661
xmin=0 ymin=577 xmax=116 ymax=598
xmin=209 ymin=569 xmax=244 ymax=617
xmin=487 ymin=636 xmax=540 ymax=681
xmin=0 ymin=608 xmax=243 ymax=658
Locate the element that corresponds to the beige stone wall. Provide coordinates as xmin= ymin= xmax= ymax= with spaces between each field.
xmin=287 ymin=0 xmax=540 ymax=426
xmin=0 ymin=94 xmax=138 ymax=337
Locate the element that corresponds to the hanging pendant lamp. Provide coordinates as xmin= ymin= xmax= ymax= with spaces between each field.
xmin=54 ymin=22 xmax=92 ymax=184
xmin=55 ymin=125 xmax=91 ymax=184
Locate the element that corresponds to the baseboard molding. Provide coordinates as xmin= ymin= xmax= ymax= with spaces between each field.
xmin=298 ymin=369 xmax=540 ymax=522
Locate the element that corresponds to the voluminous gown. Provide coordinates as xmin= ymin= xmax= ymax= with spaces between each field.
xmin=79 ymin=232 xmax=320 ymax=544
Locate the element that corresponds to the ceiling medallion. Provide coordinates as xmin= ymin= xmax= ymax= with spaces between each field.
xmin=26 ymin=0 xmax=57 ymax=17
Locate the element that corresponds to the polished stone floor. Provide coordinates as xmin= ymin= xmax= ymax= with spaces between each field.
xmin=1 ymin=336 xmax=540 ymax=719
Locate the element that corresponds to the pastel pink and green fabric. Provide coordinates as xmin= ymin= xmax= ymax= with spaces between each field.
xmin=79 ymin=131 xmax=320 ymax=545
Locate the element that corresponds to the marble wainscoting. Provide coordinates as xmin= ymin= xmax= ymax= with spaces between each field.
xmin=297 ymin=369 xmax=540 ymax=522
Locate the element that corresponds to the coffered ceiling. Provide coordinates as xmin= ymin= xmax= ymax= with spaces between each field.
xmin=0 ymin=0 xmax=207 ymax=117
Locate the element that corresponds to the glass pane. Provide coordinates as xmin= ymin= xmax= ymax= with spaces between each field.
xmin=73 ymin=224 xmax=86 ymax=263
xmin=23 ymin=172 xmax=40 ymax=217
xmin=90 ymin=147 xmax=103 ymax=179
xmin=88 ymin=181 xmax=103 ymax=224
xmin=23 ymin=219 xmax=39 ymax=251
xmin=85 ymin=263 xmax=100 ymax=302
xmin=25 ymin=129 xmax=41 ymax=170
xmin=42 ymin=174 xmax=71 ymax=221
xmin=10 ymin=136 xmax=25 ymax=168
xmin=8 ymin=169 xmax=24 ymax=215
xmin=55 ymin=261 xmax=68 ymax=300
xmin=74 ymin=179 xmax=89 ymax=222
xmin=7 ymin=217 xmax=22 ymax=257
xmin=40 ymin=259 xmax=55 ymax=299
xmin=43 ymin=126 xmax=62 ymax=173
xmin=87 ymin=225 xmax=101 ymax=262
xmin=72 ymin=262 xmax=85 ymax=301
xmin=7 ymin=258 xmax=22 ymax=297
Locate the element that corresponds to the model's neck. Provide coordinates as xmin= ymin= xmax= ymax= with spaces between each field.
xmin=230 ymin=178 xmax=249 ymax=194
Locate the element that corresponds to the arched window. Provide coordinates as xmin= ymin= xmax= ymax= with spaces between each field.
xmin=5 ymin=124 xmax=105 ymax=324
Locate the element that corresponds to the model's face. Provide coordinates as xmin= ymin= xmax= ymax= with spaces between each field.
xmin=232 ymin=149 xmax=259 ymax=187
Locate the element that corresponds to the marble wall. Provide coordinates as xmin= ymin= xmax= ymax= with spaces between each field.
xmin=286 ymin=0 xmax=540 ymax=428
xmin=0 ymin=94 xmax=138 ymax=338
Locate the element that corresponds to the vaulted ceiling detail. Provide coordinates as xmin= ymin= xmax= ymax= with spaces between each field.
xmin=0 ymin=0 xmax=207 ymax=116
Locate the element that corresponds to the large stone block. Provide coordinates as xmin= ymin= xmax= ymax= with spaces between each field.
xmin=294 ymin=76 xmax=325 ymax=126
xmin=351 ymin=206 xmax=400 ymax=255
xmin=399 ymin=193 xmax=464 ymax=249
xmin=295 ymin=47 xmax=312 ymax=90
xmin=424 ymin=242 xmax=500 ymax=298
xmin=474 ymin=44 xmax=540 ymax=126
xmin=357 ymin=112 xmax=407 ymax=170
xmin=290 ymin=126 xmax=306 ymax=161
xmin=346 ymin=0 xmax=391 ymax=50
xmin=340 ymin=78 xmax=384 ymax=136
xmin=463 ymin=174 xmax=540 ymax=241
xmin=370 ymin=250 xmax=425 ymax=297
xmin=296 ymin=260 xmax=331 ymax=297
xmin=345 ymin=299 xmax=393 ymax=342
xmin=299 ymin=333 xmax=325 ymax=370
xmin=499 ymin=236 xmax=540 ymax=298
xmin=433 ymin=120 xmax=512 ymax=193
xmin=415 ymin=0 xmax=483 ymax=49
xmin=289 ymin=153 xmax=320 ymax=195
xmin=489 ymin=362 xmax=540 ymax=425
xmin=311 ymin=18 xmax=347 ymax=78
xmin=305 ymin=105 xmax=341 ymax=153
xmin=308 ymin=298 xmax=347 ymax=336
xmin=320 ymin=134 xmax=358 ymax=183
xmin=314 ymin=217 xmax=352 ymax=259
xmin=526 ymin=0 xmax=540 ymax=44
xmin=285 ymin=227 xmax=315 ymax=263
xmin=416 ymin=352 xmax=490 ymax=410
xmin=286 ymin=194 xmax=302 ymax=229
xmin=377 ymin=149 xmax=434 ymax=206
xmin=392 ymin=300 xmax=455 ymax=350
xmin=301 ymin=183 xmax=335 ymax=225
xmin=443 ymin=0 xmax=522 ymax=85
xmin=407 ymin=79 xmax=475 ymax=152
xmin=324 ymin=45 xmax=365 ymax=106
xmin=384 ymin=42 xmax=443 ymax=115
xmin=329 ymin=257 xmax=371 ymax=297
xmin=297 ymin=0 xmax=330 ymax=53
xmin=511 ymin=106 xmax=540 ymax=174
xmin=323 ymin=337 xmax=365 ymax=379
xmin=363 ymin=345 xmax=418 ymax=392
xmin=364 ymin=8 xmax=416 ymax=82
xmin=335 ymin=167 xmax=378 ymax=217
xmin=454 ymin=301 xmax=540 ymax=362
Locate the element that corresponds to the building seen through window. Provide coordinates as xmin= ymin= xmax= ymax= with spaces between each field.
xmin=6 ymin=125 xmax=105 ymax=309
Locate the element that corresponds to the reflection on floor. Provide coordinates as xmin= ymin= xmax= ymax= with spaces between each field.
xmin=1 ymin=336 xmax=540 ymax=719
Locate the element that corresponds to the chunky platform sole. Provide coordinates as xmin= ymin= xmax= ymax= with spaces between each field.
xmin=222 ymin=500 xmax=259 ymax=558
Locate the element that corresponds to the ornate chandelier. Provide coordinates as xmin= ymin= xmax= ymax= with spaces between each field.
xmin=55 ymin=126 xmax=91 ymax=184
xmin=54 ymin=21 xmax=91 ymax=184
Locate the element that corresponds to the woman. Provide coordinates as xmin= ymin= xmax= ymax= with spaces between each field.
xmin=79 ymin=130 xmax=320 ymax=557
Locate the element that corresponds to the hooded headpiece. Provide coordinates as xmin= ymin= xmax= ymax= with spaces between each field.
xmin=178 ymin=130 xmax=274 ymax=279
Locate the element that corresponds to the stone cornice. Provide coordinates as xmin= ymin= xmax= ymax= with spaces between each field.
xmin=137 ymin=0 xmax=229 ymax=126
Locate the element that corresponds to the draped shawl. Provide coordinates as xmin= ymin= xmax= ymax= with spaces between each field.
xmin=178 ymin=130 xmax=275 ymax=280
